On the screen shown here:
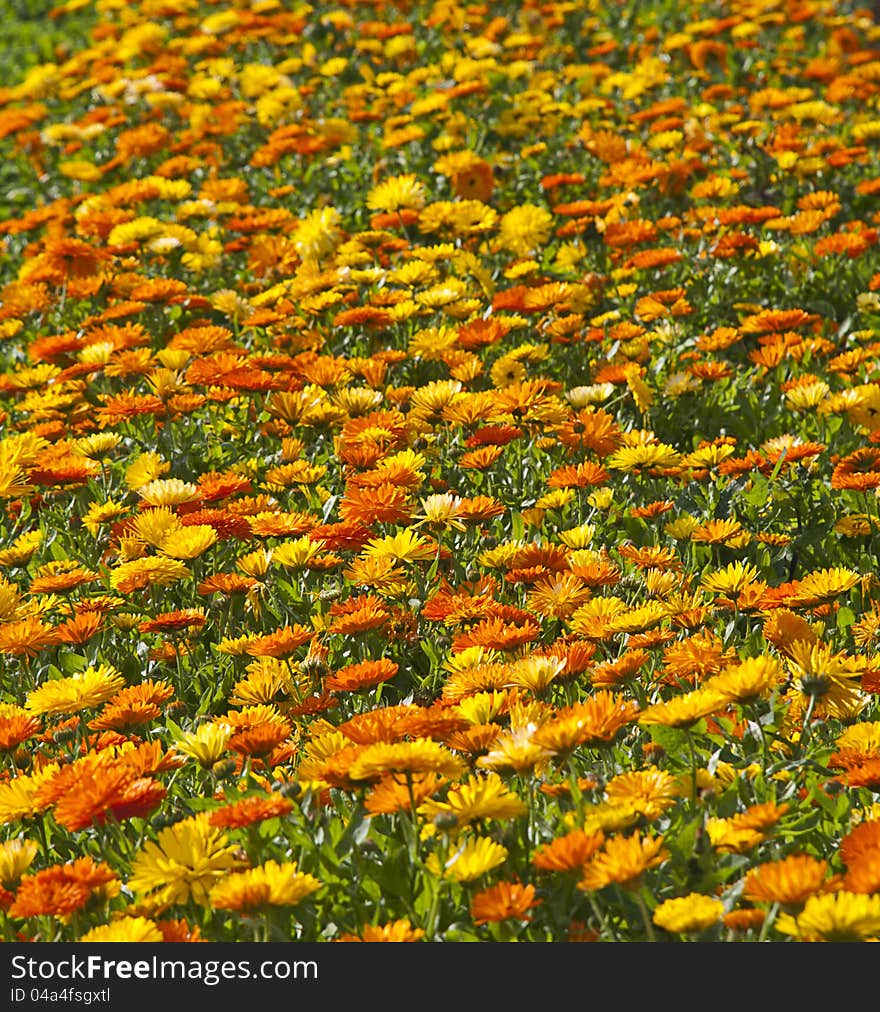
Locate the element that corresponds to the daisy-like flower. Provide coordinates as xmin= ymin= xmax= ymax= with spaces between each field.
xmin=336 ymin=918 xmax=424 ymax=942
xmin=497 ymin=204 xmax=554 ymax=257
xmin=785 ymin=566 xmax=861 ymax=608
xmin=775 ymin=891 xmax=880 ymax=941
xmin=0 ymin=704 xmax=42 ymax=752
xmin=637 ymin=686 xmax=727 ymax=729
xmin=426 ymin=836 xmax=508 ymax=883
xmin=607 ymin=443 xmax=683 ymax=472
xmin=578 ymin=831 xmax=669 ymax=892
xmin=348 ymin=739 xmax=465 ymax=782
xmin=604 ymin=767 xmax=680 ymax=821
xmin=172 ymin=722 xmax=232 ymax=768
xmin=742 ymin=854 xmax=830 ymax=909
xmin=109 ymin=556 xmax=190 ymax=593
xmin=418 ymin=772 xmax=526 ymax=830
xmin=531 ymin=692 xmax=639 ymax=755
xmin=9 ymin=857 xmax=119 ymax=919
xmin=209 ymin=860 xmax=321 ymax=911
xmin=79 ymin=918 xmax=163 ymax=942
xmin=361 ymin=528 xmax=438 ymax=563
xmin=653 ymin=893 xmax=724 ymax=934
xmin=703 ymin=655 xmax=785 ymax=704
xmin=367 ymin=174 xmax=426 ymax=213
xmin=137 ymin=478 xmax=200 ymax=507
xmin=532 ymin=829 xmax=606 ymax=873
xmin=25 ymin=665 xmax=125 ymax=716
xmin=0 ymin=838 xmax=38 ymax=889
xmin=127 ymin=814 xmax=244 ymax=907
xmin=700 ymin=562 xmax=761 ymax=597
xmin=470 ymin=881 xmax=541 ymax=925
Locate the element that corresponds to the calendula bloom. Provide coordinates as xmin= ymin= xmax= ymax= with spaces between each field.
xmin=9 ymin=858 xmax=119 ymax=919
xmin=470 ymin=881 xmax=541 ymax=925
xmin=785 ymin=567 xmax=861 ymax=607
xmin=337 ymin=919 xmax=424 ymax=942
xmin=653 ymin=893 xmax=724 ymax=934
xmin=476 ymin=724 xmax=553 ymax=775
xmin=578 ymin=832 xmax=669 ymax=891
xmin=0 ymin=705 xmax=42 ymax=751
xmin=367 ymin=174 xmax=426 ymax=213
xmin=497 ymin=204 xmax=554 ymax=257
xmin=0 ymin=838 xmax=38 ymax=888
xmin=25 ymin=665 xmax=125 ymax=716
xmin=532 ymin=829 xmax=606 ymax=873
xmin=209 ymin=860 xmax=321 ymax=911
xmin=137 ymin=478 xmax=200 ymax=507
xmin=172 ymin=722 xmax=232 ymax=767
xmin=109 ymin=556 xmax=189 ymax=593
xmin=775 ymin=891 xmax=880 ymax=941
xmin=80 ymin=918 xmax=163 ymax=942
xmin=700 ymin=562 xmax=761 ymax=597
xmin=128 ymin=814 xmax=244 ymax=907
xmin=704 ymin=655 xmax=785 ymax=703
xmin=743 ymin=854 xmax=830 ymax=908
xmin=637 ymin=687 xmax=727 ymax=729
xmin=604 ymin=768 xmax=680 ymax=821
xmin=0 ymin=764 xmax=60 ymax=825
xmin=348 ymin=739 xmax=465 ymax=782
xmin=426 ymin=836 xmax=509 ymax=883
xmin=531 ymin=692 xmax=639 ymax=755
xmin=418 ymin=772 xmax=526 ymax=830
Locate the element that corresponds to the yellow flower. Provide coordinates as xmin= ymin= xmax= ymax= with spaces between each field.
xmin=579 ymin=831 xmax=668 ymax=891
xmin=604 ymin=767 xmax=680 ymax=820
xmin=0 ymin=529 xmax=43 ymax=568
xmin=426 ymin=836 xmax=508 ymax=883
xmin=653 ymin=893 xmax=724 ymax=934
xmin=418 ymin=772 xmax=526 ymax=829
xmin=700 ymin=562 xmax=761 ymax=596
xmin=776 ymin=891 xmax=880 ymax=941
xmin=209 ymin=860 xmax=321 ymax=910
xmin=704 ymin=655 xmax=784 ymax=703
xmin=348 ymin=739 xmax=465 ymax=782
xmin=172 ymin=722 xmax=232 ymax=768
xmin=607 ymin=443 xmax=683 ymax=471
xmin=361 ymin=529 xmax=437 ymax=563
xmin=787 ymin=566 xmax=860 ymax=607
xmin=497 ymin=204 xmax=554 ymax=257
xmin=110 ymin=556 xmax=189 ymax=592
xmin=0 ymin=838 xmax=38 ymax=888
xmin=638 ymin=687 xmax=727 ymax=729
xmin=124 ymin=452 xmax=171 ymax=490
xmin=25 ymin=665 xmax=125 ymax=716
xmin=79 ymin=917 xmax=163 ymax=942
xmin=0 ymin=764 xmax=60 ymax=825
xmin=367 ymin=173 xmax=426 ymax=212
xmin=137 ymin=478 xmax=200 ymax=507
xmin=476 ymin=724 xmax=553 ymax=775
xmin=293 ymin=207 xmax=342 ymax=264
xmin=159 ymin=525 xmax=218 ymax=559
xmin=128 ymin=814 xmax=244 ymax=907
xmin=131 ymin=506 xmax=182 ymax=547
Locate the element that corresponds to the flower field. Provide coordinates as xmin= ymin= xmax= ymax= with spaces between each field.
xmin=2 ymin=0 xmax=880 ymax=944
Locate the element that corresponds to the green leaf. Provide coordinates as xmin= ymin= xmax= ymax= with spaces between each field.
xmin=836 ymin=606 xmax=855 ymax=631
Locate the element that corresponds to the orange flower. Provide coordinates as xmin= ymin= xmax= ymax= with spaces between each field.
xmin=579 ymin=832 xmax=669 ymax=891
xmin=743 ymin=854 xmax=830 ymax=908
xmin=337 ymin=918 xmax=424 ymax=942
xmin=326 ymin=658 xmax=399 ymax=694
xmin=208 ymin=794 xmax=294 ymax=829
xmin=9 ymin=858 xmax=118 ymax=918
xmin=470 ymin=881 xmax=540 ymax=925
xmin=533 ymin=828 xmax=606 ymax=873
